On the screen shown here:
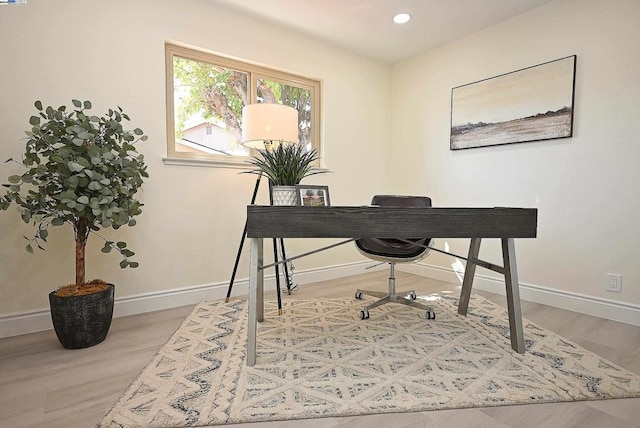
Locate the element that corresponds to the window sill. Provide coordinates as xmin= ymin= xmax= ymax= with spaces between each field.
xmin=162 ymin=157 xmax=330 ymax=174
xmin=162 ymin=157 xmax=253 ymax=170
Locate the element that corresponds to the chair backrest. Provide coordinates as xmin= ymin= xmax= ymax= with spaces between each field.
xmin=355 ymin=195 xmax=432 ymax=260
xmin=371 ymin=195 xmax=432 ymax=208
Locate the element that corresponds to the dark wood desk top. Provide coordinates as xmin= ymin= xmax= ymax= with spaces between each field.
xmin=246 ymin=206 xmax=537 ymax=239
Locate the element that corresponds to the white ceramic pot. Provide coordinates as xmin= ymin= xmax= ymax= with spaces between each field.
xmin=271 ymin=186 xmax=297 ymax=206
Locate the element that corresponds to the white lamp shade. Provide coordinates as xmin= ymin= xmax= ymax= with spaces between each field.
xmin=241 ymin=103 xmax=299 ymax=148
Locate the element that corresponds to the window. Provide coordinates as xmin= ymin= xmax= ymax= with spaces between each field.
xmin=165 ymin=43 xmax=322 ymax=164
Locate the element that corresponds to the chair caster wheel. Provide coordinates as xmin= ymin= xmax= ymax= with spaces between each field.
xmin=409 ymin=291 xmax=417 ymax=300
xmin=355 ymin=291 xmax=363 ymax=300
xmin=360 ymin=309 xmax=370 ymax=320
xmin=425 ymin=310 xmax=436 ymax=320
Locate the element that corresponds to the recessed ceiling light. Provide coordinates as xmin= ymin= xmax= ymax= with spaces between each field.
xmin=393 ymin=13 xmax=411 ymax=24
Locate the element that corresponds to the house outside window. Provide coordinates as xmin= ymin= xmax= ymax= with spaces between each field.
xmin=165 ymin=43 xmax=322 ymax=164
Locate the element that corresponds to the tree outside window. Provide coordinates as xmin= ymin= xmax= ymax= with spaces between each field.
xmin=165 ymin=44 xmax=321 ymax=163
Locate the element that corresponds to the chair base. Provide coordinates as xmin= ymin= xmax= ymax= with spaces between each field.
xmin=355 ymin=263 xmax=435 ymax=320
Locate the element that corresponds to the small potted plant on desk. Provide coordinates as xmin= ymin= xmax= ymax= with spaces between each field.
xmin=0 ymin=100 xmax=148 ymax=349
xmin=246 ymin=143 xmax=324 ymax=205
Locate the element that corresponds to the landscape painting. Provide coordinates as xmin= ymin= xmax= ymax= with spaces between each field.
xmin=450 ymin=55 xmax=576 ymax=150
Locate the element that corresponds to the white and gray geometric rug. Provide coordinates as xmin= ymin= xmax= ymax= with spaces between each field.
xmin=99 ymin=294 xmax=640 ymax=427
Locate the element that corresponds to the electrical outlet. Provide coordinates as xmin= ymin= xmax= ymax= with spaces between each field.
xmin=606 ymin=273 xmax=622 ymax=293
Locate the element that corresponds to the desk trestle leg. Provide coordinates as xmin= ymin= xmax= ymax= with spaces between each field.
xmin=247 ymin=237 xmax=263 ymax=367
xmin=458 ymin=238 xmax=481 ymax=316
xmin=458 ymin=237 xmax=525 ymax=355
xmin=502 ymin=238 xmax=525 ymax=353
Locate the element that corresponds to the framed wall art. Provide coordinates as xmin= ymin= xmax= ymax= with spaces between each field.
xmin=295 ymin=185 xmax=330 ymax=207
xmin=450 ymin=55 xmax=576 ymax=150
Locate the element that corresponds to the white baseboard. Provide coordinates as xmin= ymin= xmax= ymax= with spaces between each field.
xmin=0 ymin=261 xmax=376 ymax=339
xmin=3 ymin=260 xmax=638 ymax=339
xmin=399 ymin=262 xmax=640 ymax=327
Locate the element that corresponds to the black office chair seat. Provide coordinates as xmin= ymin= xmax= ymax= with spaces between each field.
xmin=354 ymin=195 xmax=435 ymax=320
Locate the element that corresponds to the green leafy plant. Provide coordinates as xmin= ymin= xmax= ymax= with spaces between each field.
xmin=0 ymin=100 xmax=148 ymax=292
xmin=245 ymin=143 xmax=324 ymax=186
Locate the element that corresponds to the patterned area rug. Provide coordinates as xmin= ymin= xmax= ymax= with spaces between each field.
xmin=99 ymin=294 xmax=640 ymax=427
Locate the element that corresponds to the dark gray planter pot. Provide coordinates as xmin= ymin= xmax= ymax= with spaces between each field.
xmin=49 ymin=283 xmax=115 ymax=349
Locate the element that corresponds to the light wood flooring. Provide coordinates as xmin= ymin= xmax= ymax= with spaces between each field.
xmin=1 ymin=271 xmax=639 ymax=427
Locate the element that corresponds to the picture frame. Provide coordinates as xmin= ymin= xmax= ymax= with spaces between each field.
xmin=450 ymin=55 xmax=576 ymax=150
xmin=295 ymin=185 xmax=330 ymax=207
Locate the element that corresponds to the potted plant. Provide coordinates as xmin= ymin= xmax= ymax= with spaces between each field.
xmin=0 ymin=99 xmax=148 ymax=349
xmin=246 ymin=143 xmax=325 ymax=205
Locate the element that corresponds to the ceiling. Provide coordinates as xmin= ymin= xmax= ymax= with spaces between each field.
xmin=211 ymin=0 xmax=555 ymax=63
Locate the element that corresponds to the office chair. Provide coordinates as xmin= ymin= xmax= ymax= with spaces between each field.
xmin=354 ymin=195 xmax=436 ymax=320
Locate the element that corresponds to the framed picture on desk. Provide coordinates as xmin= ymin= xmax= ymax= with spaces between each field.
xmin=295 ymin=185 xmax=330 ymax=207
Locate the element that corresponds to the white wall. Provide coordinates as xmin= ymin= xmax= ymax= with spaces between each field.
xmin=0 ymin=0 xmax=392 ymax=316
xmin=391 ymin=0 xmax=640 ymax=309
xmin=2 ymin=0 xmax=638 ymax=332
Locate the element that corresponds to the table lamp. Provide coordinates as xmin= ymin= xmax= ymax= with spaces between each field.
xmin=227 ymin=102 xmax=299 ymax=313
xmin=241 ymin=103 xmax=299 ymax=150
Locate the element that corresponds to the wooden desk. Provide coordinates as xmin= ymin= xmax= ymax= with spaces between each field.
xmin=245 ymin=206 xmax=538 ymax=366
